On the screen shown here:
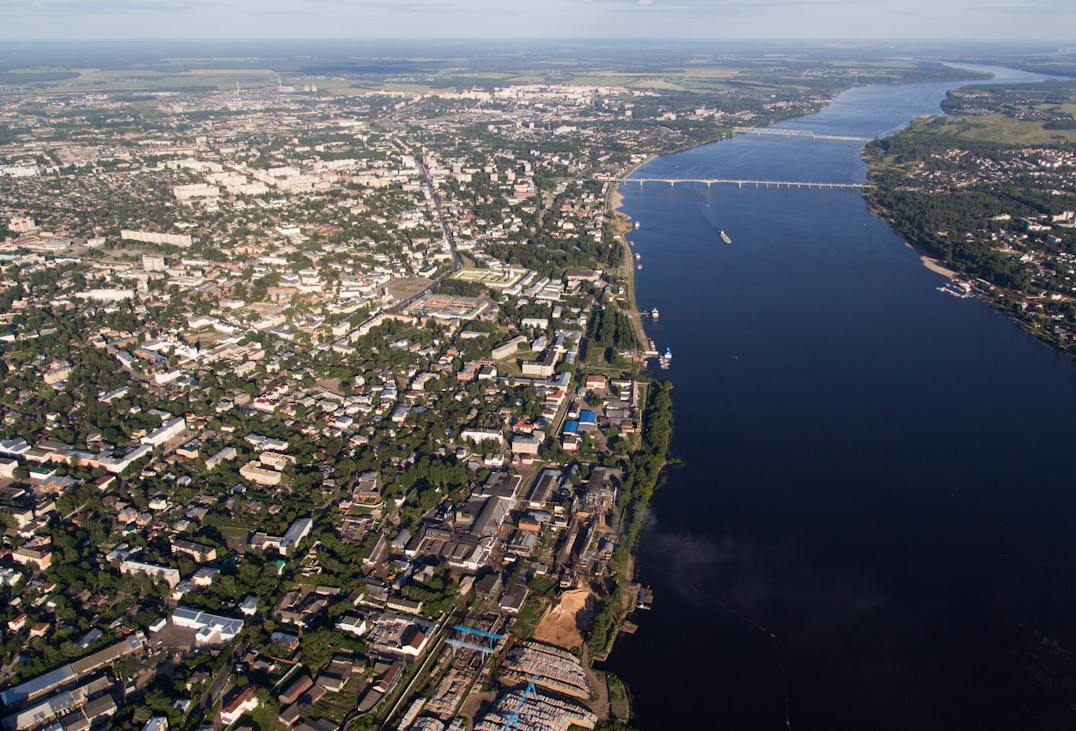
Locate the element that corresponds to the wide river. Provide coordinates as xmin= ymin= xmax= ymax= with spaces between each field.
xmin=605 ymin=65 xmax=1076 ymax=730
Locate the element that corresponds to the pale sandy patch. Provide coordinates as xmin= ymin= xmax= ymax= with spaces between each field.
xmin=610 ymin=187 xmax=625 ymax=212
xmin=531 ymin=589 xmax=594 ymax=651
xmin=920 ymin=255 xmax=958 ymax=279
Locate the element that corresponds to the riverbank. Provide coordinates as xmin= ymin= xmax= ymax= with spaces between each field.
xmin=602 ymin=61 xmax=1076 ymax=731
xmin=609 ymin=187 xmax=629 ymax=234
xmin=610 ymin=154 xmax=657 ymax=229
xmin=606 ymin=154 xmax=657 ymax=351
xmin=862 ymin=108 xmax=1076 ymax=359
xmin=919 ymin=252 xmax=958 ymax=279
xmin=590 ymin=70 xmax=997 ymax=719
xmin=584 ymin=382 xmax=673 ymax=657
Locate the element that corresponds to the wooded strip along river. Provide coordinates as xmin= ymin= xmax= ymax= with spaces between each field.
xmin=605 ymin=64 xmax=1076 ymax=730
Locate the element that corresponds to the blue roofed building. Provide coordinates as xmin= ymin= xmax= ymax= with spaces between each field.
xmin=578 ymin=410 xmax=598 ymax=431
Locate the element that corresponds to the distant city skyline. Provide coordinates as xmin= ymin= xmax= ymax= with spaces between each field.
xmin=2 ymin=0 xmax=1075 ymax=42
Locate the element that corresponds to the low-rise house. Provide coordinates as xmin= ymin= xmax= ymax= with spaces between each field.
xmin=240 ymin=460 xmax=282 ymax=487
xmin=120 ymin=560 xmax=181 ymax=589
xmin=219 ymin=686 xmax=258 ymax=726
xmin=335 ymin=615 xmax=368 ymax=637
xmin=172 ymin=539 xmax=217 ymax=563
xmin=12 ymin=544 xmax=52 ymax=571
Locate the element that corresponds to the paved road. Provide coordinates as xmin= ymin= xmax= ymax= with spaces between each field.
xmin=386 ymin=135 xmax=463 ymax=314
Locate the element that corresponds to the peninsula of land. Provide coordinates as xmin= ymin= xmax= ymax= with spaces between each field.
xmin=864 ymin=79 xmax=1076 ymax=358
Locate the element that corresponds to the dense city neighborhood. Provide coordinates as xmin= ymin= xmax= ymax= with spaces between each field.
xmin=2 ymin=46 xmax=1068 ymax=731
xmin=0 ymin=55 xmax=825 ymax=731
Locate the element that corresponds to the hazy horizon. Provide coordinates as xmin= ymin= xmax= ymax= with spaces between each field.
xmin=2 ymin=0 xmax=1074 ymax=43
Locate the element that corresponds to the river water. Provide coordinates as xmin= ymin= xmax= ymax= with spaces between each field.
xmin=606 ymin=65 xmax=1076 ymax=730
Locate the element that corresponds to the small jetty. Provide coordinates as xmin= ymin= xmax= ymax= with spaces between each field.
xmin=636 ymin=586 xmax=654 ymax=610
xmin=938 ymin=281 xmax=972 ymax=298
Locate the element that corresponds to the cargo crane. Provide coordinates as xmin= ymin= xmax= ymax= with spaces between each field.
xmin=503 ymin=675 xmax=540 ymax=730
xmin=446 ymin=625 xmax=504 ymax=661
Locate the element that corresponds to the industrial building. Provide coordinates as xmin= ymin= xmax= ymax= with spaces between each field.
xmin=171 ymin=607 xmax=244 ymax=645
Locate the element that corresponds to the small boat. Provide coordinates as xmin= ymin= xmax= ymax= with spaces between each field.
xmin=637 ymin=586 xmax=654 ymax=610
xmin=651 ymin=308 xmax=659 ymax=319
xmin=720 ymin=230 xmax=732 ymax=245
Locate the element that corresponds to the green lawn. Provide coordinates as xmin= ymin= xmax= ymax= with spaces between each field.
xmin=511 ymin=597 xmax=548 ymax=639
xmin=940 ymin=114 xmax=1076 ymax=145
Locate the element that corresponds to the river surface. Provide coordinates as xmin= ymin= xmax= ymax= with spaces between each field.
xmin=605 ymin=65 xmax=1076 ymax=730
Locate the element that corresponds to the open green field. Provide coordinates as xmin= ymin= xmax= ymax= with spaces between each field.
xmin=1031 ymin=103 xmax=1076 ymax=115
xmin=0 ymin=67 xmax=281 ymax=96
xmin=937 ymin=114 xmax=1076 ymax=145
xmin=678 ymin=79 xmax=734 ymax=92
xmin=0 ymin=51 xmax=984 ymax=99
xmin=562 ymin=70 xmax=736 ymax=91
xmin=375 ymin=82 xmax=439 ymax=93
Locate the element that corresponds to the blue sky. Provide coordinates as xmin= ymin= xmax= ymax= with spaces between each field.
xmin=1 ymin=0 xmax=1074 ymax=41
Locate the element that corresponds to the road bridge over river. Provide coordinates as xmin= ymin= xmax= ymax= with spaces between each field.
xmin=624 ymin=178 xmax=868 ymax=190
xmin=733 ymin=127 xmax=873 ymax=142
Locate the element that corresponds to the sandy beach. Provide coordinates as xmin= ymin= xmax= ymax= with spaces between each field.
xmin=608 ymin=154 xmax=656 ymax=234
xmin=920 ymin=254 xmax=958 ymax=279
xmin=609 ymin=187 xmax=633 ymax=235
xmin=610 ymin=186 xmax=624 ymax=212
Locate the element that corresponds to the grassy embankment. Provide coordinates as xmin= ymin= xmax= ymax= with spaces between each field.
xmin=585 ymin=380 xmax=673 ymax=660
